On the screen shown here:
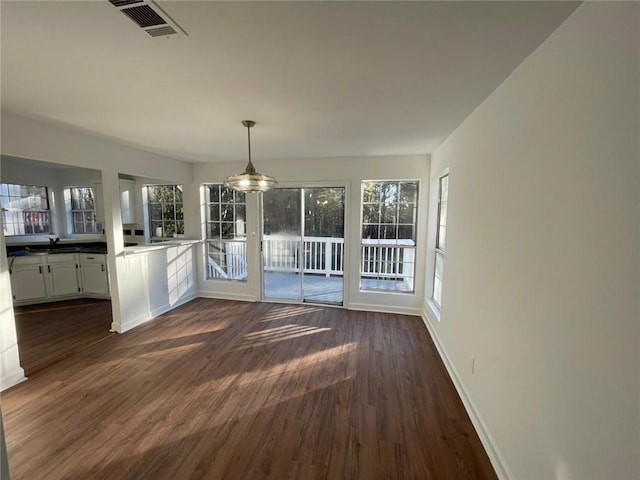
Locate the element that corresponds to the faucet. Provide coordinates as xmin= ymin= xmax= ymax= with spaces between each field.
xmin=49 ymin=237 xmax=60 ymax=248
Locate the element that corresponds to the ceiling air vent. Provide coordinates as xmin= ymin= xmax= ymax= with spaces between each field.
xmin=108 ymin=0 xmax=187 ymax=38
xmin=121 ymin=5 xmax=166 ymax=28
xmin=147 ymin=26 xmax=177 ymax=37
xmin=108 ymin=0 xmax=142 ymax=7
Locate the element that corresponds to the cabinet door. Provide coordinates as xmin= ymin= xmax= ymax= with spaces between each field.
xmin=47 ymin=263 xmax=80 ymax=297
xmin=11 ymin=265 xmax=47 ymax=301
xmin=81 ymin=263 xmax=109 ymax=296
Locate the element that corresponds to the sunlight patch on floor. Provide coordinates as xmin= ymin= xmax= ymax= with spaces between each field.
xmin=136 ymin=342 xmax=204 ymax=359
xmin=235 ymin=324 xmax=331 ymax=349
xmin=257 ymin=305 xmax=324 ymax=322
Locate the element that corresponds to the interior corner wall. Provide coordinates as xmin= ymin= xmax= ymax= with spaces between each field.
xmin=426 ymin=3 xmax=640 ymax=479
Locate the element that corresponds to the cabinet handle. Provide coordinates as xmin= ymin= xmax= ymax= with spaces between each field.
xmin=101 ymin=264 xmax=105 ymax=272
xmin=39 ymin=266 xmax=42 ymax=274
xmin=47 ymin=265 xmax=51 ymax=273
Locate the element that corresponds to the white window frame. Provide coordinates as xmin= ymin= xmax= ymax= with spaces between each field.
xmin=144 ymin=184 xmax=184 ymax=242
xmin=65 ymin=186 xmax=101 ymax=235
xmin=203 ymin=184 xmax=248 ymax=282
xmin=359 ymin=179 xmax=419 ymax=294
xmin=432 ymin=173 xmax=449 ymax=309
xmin=0 ymin=183 xmax=52 ymax=236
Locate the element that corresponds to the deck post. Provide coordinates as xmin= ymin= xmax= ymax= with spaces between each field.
xmin=325 ymin=238 xmax=332 ymax=277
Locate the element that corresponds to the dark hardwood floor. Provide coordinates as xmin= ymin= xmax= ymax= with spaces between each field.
xmin=13 ymin=298 xmax=114 ymax=376
xmin=2 ymin=298 xmax=496 ymax=480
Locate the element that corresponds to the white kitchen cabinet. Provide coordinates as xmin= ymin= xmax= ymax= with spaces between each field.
xmin=10 ymin=252 xmax=108 ymax=304
xmin=80 ymin=254 xmax=109 ymax=297
xmin=46 ymin=253 xmax=80 ymax=297
xmin=10 ymin=257 xmax=47 ymax=302
xmin=119 ymin=179 xmax=137 ymax=224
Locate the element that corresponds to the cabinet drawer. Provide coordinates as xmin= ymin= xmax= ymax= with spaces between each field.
xmin=10 ymin=255 xmax=44 ymax=266
xmin=46 ymin=253 xmax=78 ymax=264
xmin=79 ymin=254 xmax=106 ymax=264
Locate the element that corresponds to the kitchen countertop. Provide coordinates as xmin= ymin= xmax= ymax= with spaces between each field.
xmin=6 ymin=241 xmax=135 ymax=257
xmin=7 ymin=242 xmax=107 ymax=256
xmin=123 ymin=239 xmax=201 ymax=256
xmin=7 ymin=240 xmax=200 ymax=258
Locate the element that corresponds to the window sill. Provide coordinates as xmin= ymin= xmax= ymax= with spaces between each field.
xmin=205 ymin=278 xmax=248 ymax=284
xmin=426 ymin=298 xmax=441 ymax=322
xmin=359 ymin=288 xmax=415 ymax=296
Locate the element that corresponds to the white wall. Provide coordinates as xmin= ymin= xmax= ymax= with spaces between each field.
xmin=424 ymin=3 xmax=639 ymax=479
xmin=193 ymin=155 xmax=430 ymax=315
xmin=1 ymin=112 xmax=192 ymax=181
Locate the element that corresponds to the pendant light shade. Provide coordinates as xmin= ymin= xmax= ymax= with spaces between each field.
xmin=224 ymin=120 xmax=277 ymax=193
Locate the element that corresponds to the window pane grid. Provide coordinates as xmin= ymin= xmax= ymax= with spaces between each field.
xmin=147 ymin=185 xmax=184 ymax=240
xmin=204 ymin=184 xmax=247 ymax=281
xmin=360 ymin=181 xmax=418 ymax=293
xmin=68 ymin=187 xmax=100 ymax=234
xmin=1 ymin=183 xmax=51 ymax=236
xmin=436 ymin=176 xmax=448 ymax=251
xmin=433 ymin=251 xmax=444 ymax=307
xmin=432 ymin=174 xmax=449 ymax=307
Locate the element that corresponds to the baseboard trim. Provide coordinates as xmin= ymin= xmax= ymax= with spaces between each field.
xmin=1 ymin=368 xmax=27 ymax=392
xmin=421 ymin=308 xmax=513 ymax=480
xmin=150 ymin=292 xmax=198 ymax=319
xmin=114 ymin=292 xmax=198 ymax=334
xmin=198 ymin=291 xmax=258 ymax=303
xmin=347 ymin=302 xmax=422 ymax=317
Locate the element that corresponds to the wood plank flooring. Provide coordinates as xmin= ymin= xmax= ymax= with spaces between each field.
xmin=2 ymin=298 xmax=497 ymax=480
xmin=12 ymin=298 xmax=114 ymax=376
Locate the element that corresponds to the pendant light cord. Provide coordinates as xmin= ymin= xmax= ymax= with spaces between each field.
xmin=246 ymin=123 xmax=255 ymax=173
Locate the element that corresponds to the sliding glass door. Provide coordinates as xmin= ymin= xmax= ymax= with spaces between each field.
xmin=262 ymin=189 xmax=303 ymax=301
xmin=262 ymin=187 xmax=345 ymax=305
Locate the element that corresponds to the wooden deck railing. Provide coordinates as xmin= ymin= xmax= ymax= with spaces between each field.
xmin=206 ymin=236 xmax=415 ymax=285
xmin=263 ymin=235 xmax=345 ymax=277
xmin=206 ymin=240 xmax=247 ymax=280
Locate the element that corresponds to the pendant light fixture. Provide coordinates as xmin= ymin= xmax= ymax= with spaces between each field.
xmin=224 ymin=120 xmax=277 ymax=193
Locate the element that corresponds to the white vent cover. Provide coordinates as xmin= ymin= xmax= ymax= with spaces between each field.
xmin=108 ymin=0 xmax=187 ymax=38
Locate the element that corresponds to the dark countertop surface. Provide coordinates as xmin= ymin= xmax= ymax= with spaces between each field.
xmin=6 ymin=242 xmax=136 ymax=256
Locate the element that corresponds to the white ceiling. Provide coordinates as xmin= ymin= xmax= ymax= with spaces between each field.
xmin=1 ymin=1 xmax=579 ymax=163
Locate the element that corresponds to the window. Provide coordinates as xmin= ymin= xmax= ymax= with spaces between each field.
xmin=205 ymin=185 xmax=247 ymax=281
xmin=66 ymin=187 xmax=101 ymax=234
xmin=433 ymin=174 xmax=449 ymax=307
xmin=0 ymin=183 xmax=51 ymax=236
xmin=360 ymin=180 xmax=418 ymax=292
xmin=146 ymin=185 xmax=184 ymax=241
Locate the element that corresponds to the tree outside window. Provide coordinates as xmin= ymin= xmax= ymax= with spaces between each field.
xmin=146 ymin=185 xmax=184 ymax=241
xmin=360 ymin=180 xmax=419 ymax=293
